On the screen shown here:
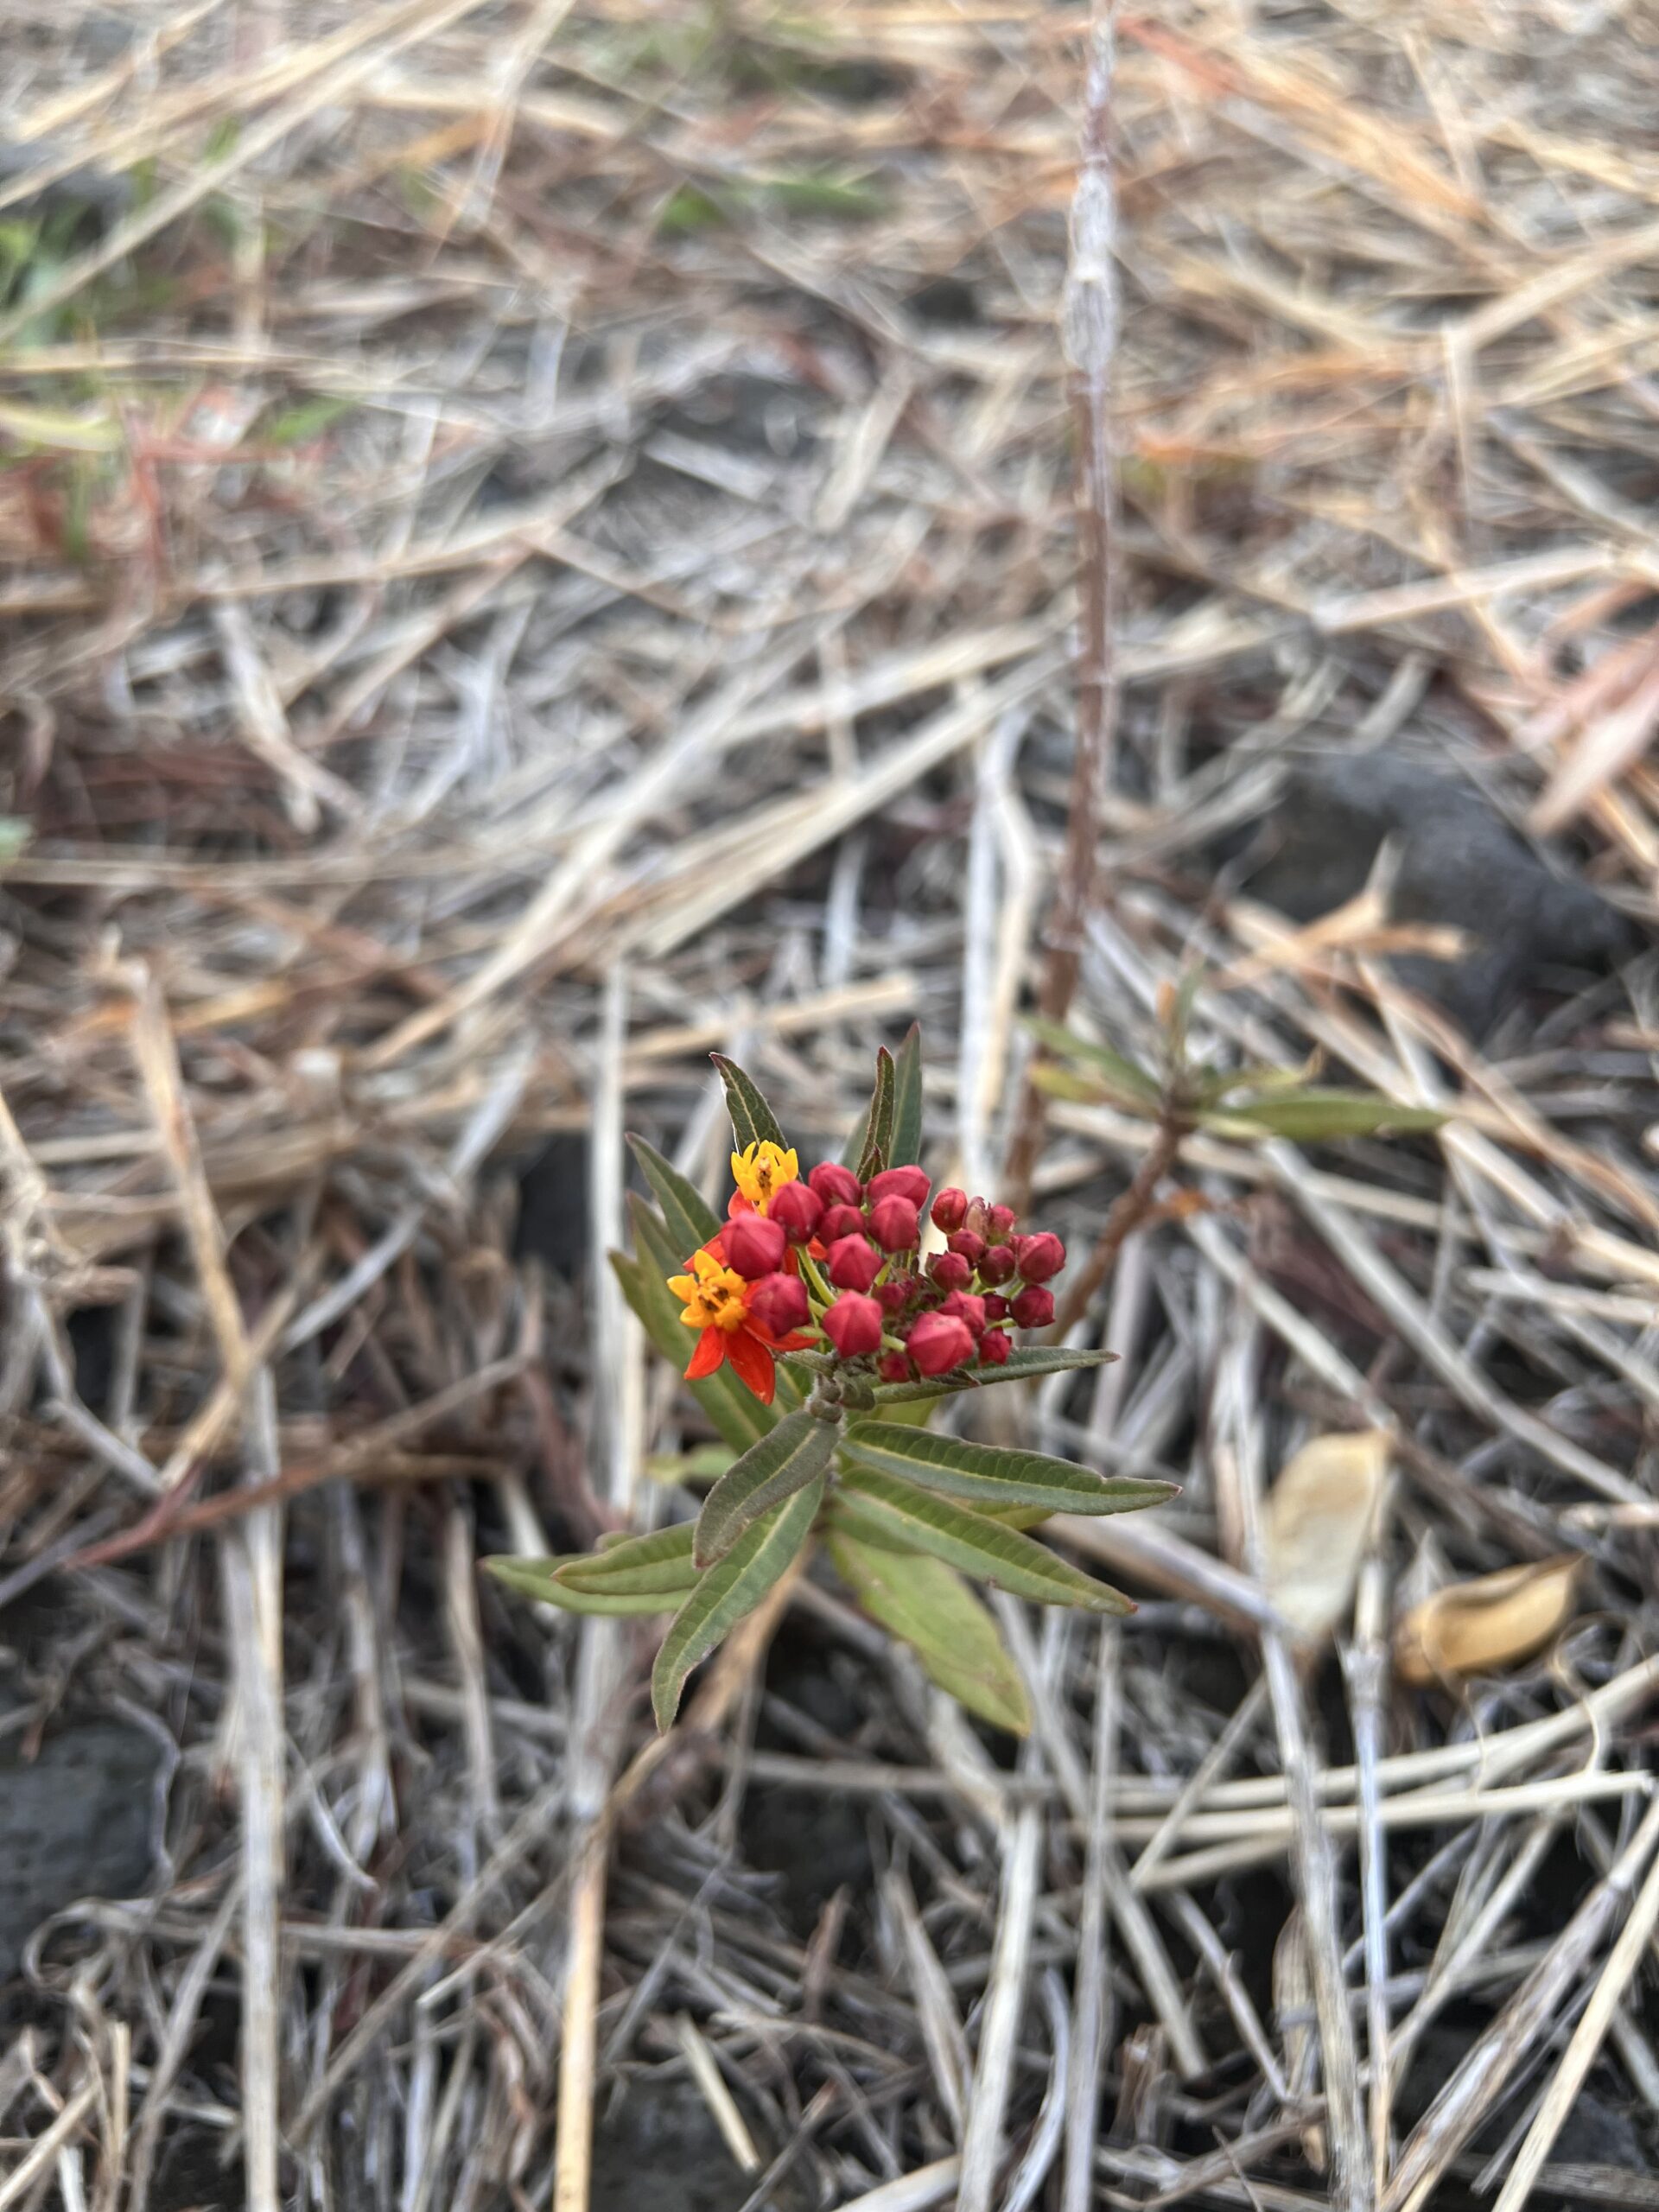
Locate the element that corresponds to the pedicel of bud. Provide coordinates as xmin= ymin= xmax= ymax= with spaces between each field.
xmin=809 ymin=1160 xmax=863 ymax=1210
xmin=929 ymin=1249 xmax=973 ymax=1294
xmin=869 ymin=1194 xmax=920 ymax=1252
xmin=876 ymin=1275 xmax=912 ymax=1313
xmin=907 ymin=1312 xmax=976 ymax=1376
xmin=930 ymin=1186 xmax=968 ymax=1235
xmin=826 ymin=1234 xmax=881 ymax=1294
xmin=818 ymin=1203 xmax=866 ymax=1244
xmin=1011 ymin=1284 xmax=1055 ymax=1329
xmin=768 ymin=1180 xmax=823 ymax=1243
xmin=868 ymin=1165 xmax=931 ymax=1211
xmin=987 ymin=1203 xmax=1016 ymax=1240
xmin=983 ymin=1293 xmax=1009 ymax=1321
xmin=746 ymin=1272 xmax=810 ymax=1337
xmin=979 ymin=1243 xmax=1015 ymax=1286
xmin=1014 ymin=1231 xmax=1065 ymax=1283
xmin=877 ymin=1351 xmax=912 ymax=1383
xmin=722 ymin=1211 xmax=787 ymax=1280
xmin=978 ymin=1327 xmax=1011 ymax=1366
xmin=947 ymin=1230 xmax=986 ymax=1268
xmin=822 ymin=1291 xmax=883 ymax=1358
xmin=940 ymin=1290 xmax=987 ymax=1337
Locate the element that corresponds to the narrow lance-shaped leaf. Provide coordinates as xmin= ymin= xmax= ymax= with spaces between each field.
xmin=889 ymin=1023 xmax=924 ymax=1169
xmin=485 ymin=1554 xmax=690 ymax=1617
xmin=872 ymin=1344 xmax=1116 ymax=1404
xmin=1025 ymin=1014 xmax=1160 ymax=1109
xmin=559 ymin=1522 xmax=701 ymax=1595
xmin=695 ymin=1409 xmax=840 ymax=1567
xmin=827 ymin=1531 xmax=1031 ymax=1736
xmin=846 ymin=1046 xmax=896 ymax=1176
xmin=834 ymin=1465 xmax=1133 ymax=1612
xmin=652 ymin=1477 xmax=825 ymax=1730
xmin=711 ymin=1053 xmax=787 ymax=1153
xmin=842 ymin=1421 xmax=1178 ymax=1518
xmin=627 ymin=1133 xmax=720 ymax=1262
xmin=1201 ymin=1090 xmax=1445 ymax=1142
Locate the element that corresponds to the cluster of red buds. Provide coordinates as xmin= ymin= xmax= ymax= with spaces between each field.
xmin=670 ymin=1139 xmax=1068 ymax=1400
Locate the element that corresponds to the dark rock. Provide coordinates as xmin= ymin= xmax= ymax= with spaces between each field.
xmin=1233 ymin=753 xmax=1637 ymax=1032
xmin=0 ymin=1719 xmax=168 ymax=1981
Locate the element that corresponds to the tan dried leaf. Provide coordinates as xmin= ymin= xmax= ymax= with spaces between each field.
xmin=1395 ymin=1555 xmax=1583 ymax=1686
xmin=1273 ymin=1909 xmax=1327 ymax=2174
xmin=1262 ymin=1430 xmax=1389 ymax=1644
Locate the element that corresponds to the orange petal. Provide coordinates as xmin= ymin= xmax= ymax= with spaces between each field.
xmin=684 ymin=1329 xmax=726 ymax=1381
xmin=727 ymin=1328 xmax=776 ymax=1404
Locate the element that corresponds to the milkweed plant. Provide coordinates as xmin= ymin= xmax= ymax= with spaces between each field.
xmin=488 ymin=1032 xmax=1174 ymax=1737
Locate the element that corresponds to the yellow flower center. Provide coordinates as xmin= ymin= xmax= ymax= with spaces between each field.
xmin=731 ymin=1140 xmax=798 ymax=1215
xmin=668 ymin=1247 xmax=750 ymax=1333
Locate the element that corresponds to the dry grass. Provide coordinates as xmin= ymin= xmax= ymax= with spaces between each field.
xmin=4 ymin=1 xmax=1659 ymax=2208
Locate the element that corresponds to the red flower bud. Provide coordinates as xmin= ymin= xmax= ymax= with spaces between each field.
xmin=868 ymin=1165 xmax=931 ymax=1211
xmin=929 ymin=1250 xmax=973 ymax=1294
xmin=877 ymin=1351 xmax=912 ymax=1383
xmin=868 ymin=1195 xmax=919 ymax=1252
xmin=983 ymin=1293 xmax=1009 ymax=1321
xmin=809 ymin=1161 xmax=863 ymax=1210
xmin=940 ymin=1290 xmax=987 ymax=1337
xmin=818 ymin=1203 xmax=865 ymax=1244
xmin=826 ymin=1234 xmax=881 ymax=1293
xmin=822 ymin=1292 xmax=883 ymax=1358
xmin=1011 ymin=1285 xmax=1055 ymax=1329
xmin=746 ymin=1272 xmax=810 ymax=1337
xmin=979 ymin=1243 xmax=1015 ymax=1286
xmin=877 ymin=1275 xmax=912 ymax=1313
xmin=906 ymin=1312 xmax=976 ymax=1376
xmin=722 ymin=1212 xmax=787 ymax=1280
xmin=964 ymin=1198 xmax=991 ymax=1239
xmin=948 ymin=1230 xmax=986 ymax=1268
xmin=930 ymin=1186 xmax=968 ymax=1235
xmin=769 ymin=1181 xmax=823 ymax=1243
xmin=987 ymin=1203 xmax=1016 ymax=1240
xmin=978 ymin=1328 xmax=1011 ymax=1367
xmin=1014 ymin=1231 xmax=1065 ymax=1283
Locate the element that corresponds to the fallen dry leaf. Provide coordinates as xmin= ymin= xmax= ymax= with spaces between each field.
xmin=1262 ymin=1429 xmax=1389 ymax=1643
xmin=1395 ymin=1556 xmax=1583 ymax=1686
xmin=1273 ymin=1908 xmax=1327 ymax=2174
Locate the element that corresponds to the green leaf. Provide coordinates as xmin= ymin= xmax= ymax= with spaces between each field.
xmin=842 ymin=1421 xmax=1177 ymax=1518
xmin=833 ymin=1466 xmax=1132 ymax=1611
xmin=559 ymin=1522 xmax=701 ymax=1595
xmin=826 ymin=1532 xmax=1031 ymax=1735
xmin=872 ymin=1345 xmax=1117 ymax=1403
xmin=643 ymin=1444 xmax=736 ymax=1487
xmin=711 ymin=1053 xmax=788 ymax=1154
xmin=265 ymin=393 xmax=355 ymax=447
xmin=628 ymin=1133 xmax=721 ymax=1263
xmin=1026 ymin=1014 xmax=1160 ymax=1110
xmin=485 ymin=1554 xmax=689 ymax=1616
xmin=889 ymin=1024 xmax=924 ymax=1168
xmin=848 ymin=1046 xmax=897 ymax=1176
xmin=621 ymin=1198 xmax=776 ymax=1453
xmin=1200 ymin=1090 xmax=1446 ymax=1142
xmin=652 ymin=1478 xmax=825 ymax=1729
xmin=695 ymin=1409 xmax=840 ymax=1567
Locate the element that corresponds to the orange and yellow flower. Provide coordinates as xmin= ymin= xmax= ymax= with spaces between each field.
xmin=668 ymin=1232 xmax=813 ymax=1403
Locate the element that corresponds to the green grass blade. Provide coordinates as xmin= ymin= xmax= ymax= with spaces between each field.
xmin=834 ymin=1466 xmax=1131 ymax=1611
xmin=1201 ymin=1090 xmax=1446 ymax=1141
xmin=842 ymin=1421 xmax=1177 ymax=1516
xmin=711 ymin=1054 xmax=788 ymax=1152
xmin=652 ymin=1478 xmax=825 ymax=1729
xmin=627 ymin=1134 xmax=721 ymax=1260
xmin=827 ymin=1532 xmax=1030 ymax=1735
xmin=695 ymin=1409 xmax=840 ymax=1567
